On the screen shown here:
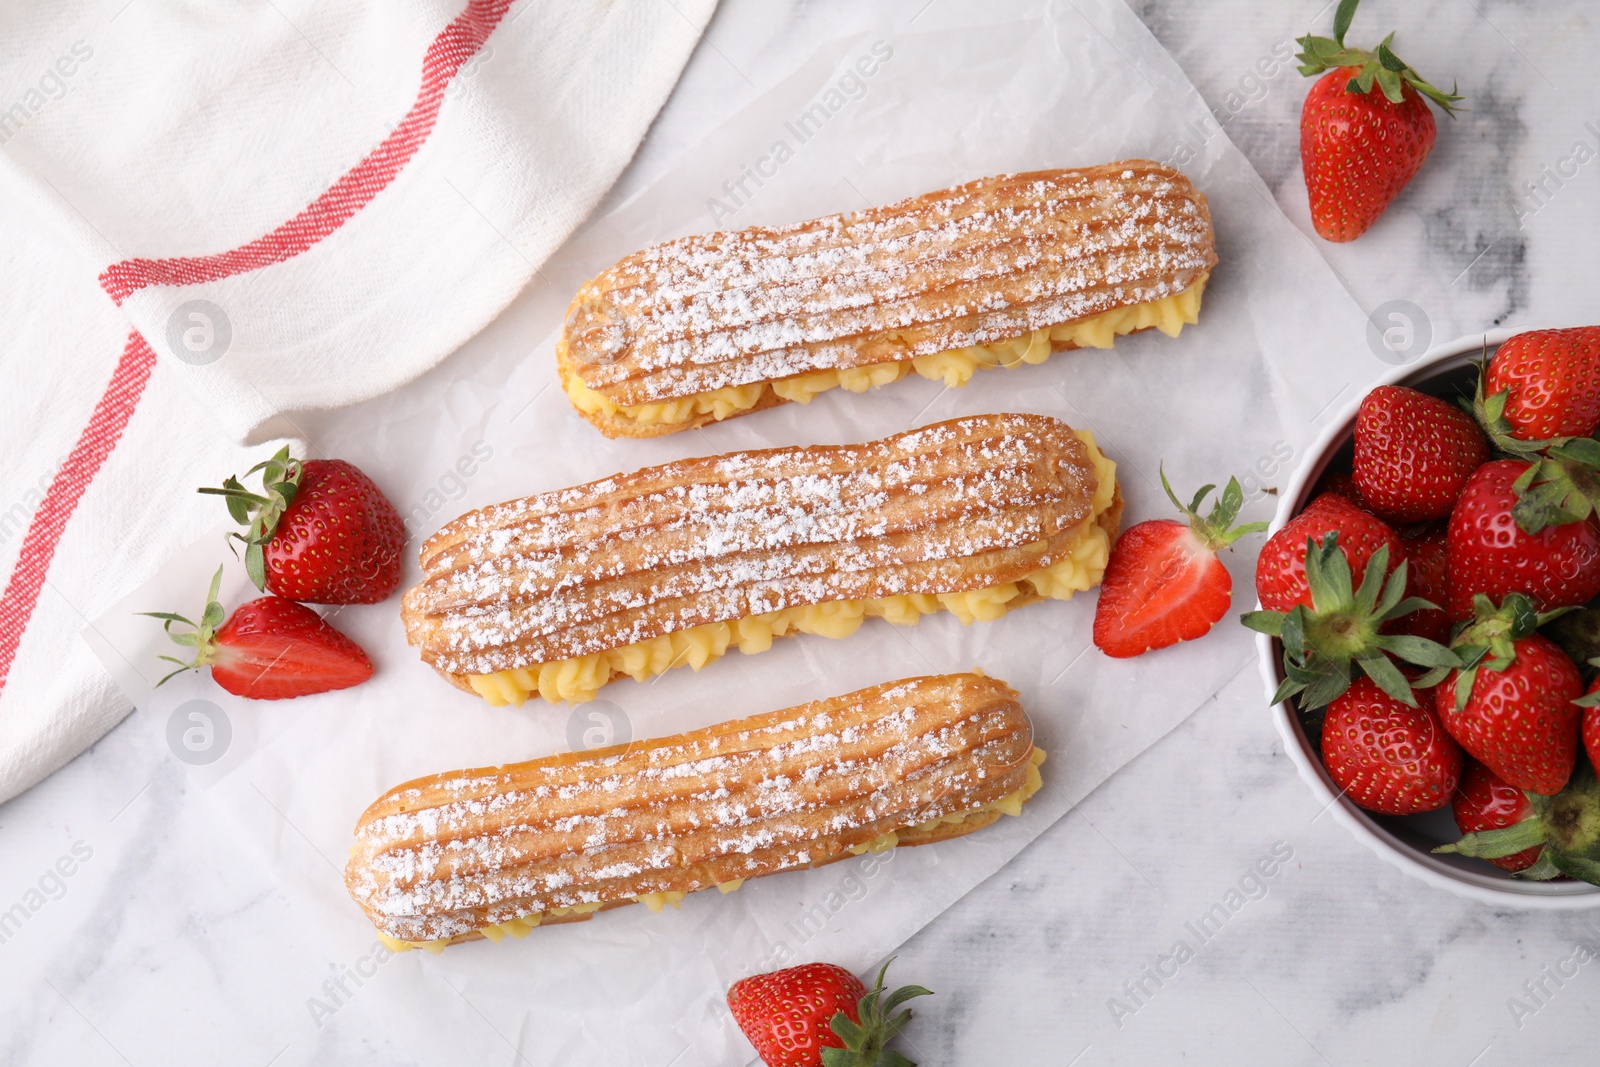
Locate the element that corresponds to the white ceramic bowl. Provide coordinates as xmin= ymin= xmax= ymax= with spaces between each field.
xmin=1256 ymin=329 xmax=1600 ymax=909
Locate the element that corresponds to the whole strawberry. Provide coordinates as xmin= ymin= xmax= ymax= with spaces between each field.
xmin=1483 ymin=327 xmax=1600 ymax=442
xmin=1438 ymin=596 xmax=1582 ymax=796
xmin=1439 ymin=760 xmax=1600 ymax=885
xmin=1451 ymin=760 xmax=1543 ymax=873
xmin=1388 ymin=524 xmax=1450 ymax=645
xmin=728 ymin=960 xmax=930 ymax=1067
xmin=1445 ymin=459 xmax=1600 ymax=619
xmin=1310 ymin=470 xmax=1364 ymax=508
xmin=1321 ymin=676 xmax=1460 ymax=815
xmin=1244 ymin=533 xmax=1456 ymax=713
xmin=145 ymin=568 xmax=374 ymax=700
xmin=202 ymin=448 xmax=404 ymax=604
xmin=1577 ymin=675 xmax=1600 ymax=773
xmin=1093 ymin=471 xmax=1266 ymax=658
xmin=1353 ymin=386 xmax=1488 ymax=523
xmin=1295 ymin=0 xmax=1462 ymax=241
xmin=1255 ymin=494 xmax=1404 ymax=612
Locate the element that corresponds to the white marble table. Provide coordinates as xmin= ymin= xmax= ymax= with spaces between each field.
xmin=6 ymin=2 xmax=1599 ymax=1064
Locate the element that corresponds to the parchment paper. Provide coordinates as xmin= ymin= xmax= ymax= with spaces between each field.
xmin=85 ymin=2 xmax=1376 ymax=1062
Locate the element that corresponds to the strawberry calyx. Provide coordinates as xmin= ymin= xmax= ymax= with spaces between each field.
xmin=198 ymin=446 xmax=305 ymax=591
xmin=1296 ymin=0 xmax=1463 ymax=115
xmin=140 ymin=565 xmax=227 ymax=685
xmin=1436 ymin=761 xmax=1600 ymax=885
xmin=1448 ymin=594 xmax=1571 ymax=712
xmin=1509 ymin=439 xmax=1600 ymax=534
xmin=1159 ymin=467 xmax=1268 ymax=552
xmin=1243 ymin=535 xmax=1460 ymax=710
xmin=822 ymin=959 xmax=931 ymax=1067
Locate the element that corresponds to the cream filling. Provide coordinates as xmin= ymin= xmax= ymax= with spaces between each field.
xmin=564 ymin=276 xmax=1206 ymax=427
xmin=378 ymin=747 xmax=1047 ymax=953
xmin=464 ymin=430 xmax=1116 ymax=707
xmin=845 ymin=745 xmax=1047 ymax=854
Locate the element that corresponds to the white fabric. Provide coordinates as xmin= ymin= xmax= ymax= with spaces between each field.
xmin=0 ymin=0 xmax=715 ymax=803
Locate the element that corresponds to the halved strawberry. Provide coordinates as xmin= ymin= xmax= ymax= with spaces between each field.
xmin=1321 ymin=676 xmax=1460 ymax=815
xmin=1439 ymin=595 xmax=1582 ymax=795
xmin=1352 ymin=385 xmax=1487 ymax=523
xmin=201 ymin=448 xmax=405 ymax=604
xmin=1093 ymin=472 xmax=1266 ymax=658
xmin=145 ymin=568 xmax=374 ymax=700
xmin=1255 ymin=494 xmax=1404 ymax=612
xmin=1451 ymin=760 xmax=1542 ymax=872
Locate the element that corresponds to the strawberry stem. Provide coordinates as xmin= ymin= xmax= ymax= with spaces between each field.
xmin=1296 ymin=0 xmax=1464 ymax=115
xmin=1448 ymin=594 xmax=1571 ymax=711
xmin=1159 ymin=466 xmax=1268 ymax=552
xmin=822 ymin=958 xmax=931 ymax=1067
xmin=1511 ymin=439 xmax=1600 ymax=534
xmin=138 ymin=565 xmax=226 ymax=685
xmin=1435 ymin=816 xmax=1547 ymax=860
xmin=198 ymin=447 xmax=304 ymax=591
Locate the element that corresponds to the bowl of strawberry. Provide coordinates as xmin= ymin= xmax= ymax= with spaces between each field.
xmin=1250 ymin=326 xmax=1600 ymax=907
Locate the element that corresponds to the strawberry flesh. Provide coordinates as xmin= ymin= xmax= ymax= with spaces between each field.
xmin=210 ymin=596 xmax=374 ymax=700
xmin=1093 ymin=520 xmax=1232 ymax=658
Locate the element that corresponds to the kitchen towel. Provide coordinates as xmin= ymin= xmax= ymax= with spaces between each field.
xmin=0 ymin=0 xmax=717 ymax=804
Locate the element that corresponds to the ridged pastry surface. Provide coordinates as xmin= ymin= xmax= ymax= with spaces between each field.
xmin=402 ymin=413 xmax=1111 ymax=679
xmin=345 ymin=673 xmax=1035 ymax=944
xmin=559 ymin=161 xmax=1215 ymax=416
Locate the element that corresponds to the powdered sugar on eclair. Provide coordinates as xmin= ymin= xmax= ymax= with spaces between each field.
xmin=401 ymin=414 xmax=1105 ymax=676
xmin=563 ymin=162 xmax=1216 ymax=406
xmin=344 ymin=674 xmax=1036 ymax=943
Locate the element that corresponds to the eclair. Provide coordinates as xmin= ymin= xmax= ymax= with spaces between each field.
xmin=344 ymin=673 xmax=1044 ymax=951
xmin=402 ymin=413 xmax=1121 ymax=705
xmin=560 ymin=161 xmax=1215 ymax=438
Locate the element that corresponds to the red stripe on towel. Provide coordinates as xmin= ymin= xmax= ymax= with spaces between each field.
xmin=0 ymin=332 xmax=156 ymax=692
xmin=98 ymin=0 xmax=512 ymax=304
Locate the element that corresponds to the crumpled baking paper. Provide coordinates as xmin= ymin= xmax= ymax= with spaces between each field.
xmin=84 ymin=1 xmax=1376 ymax=1062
